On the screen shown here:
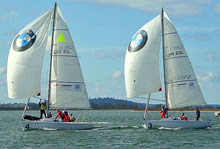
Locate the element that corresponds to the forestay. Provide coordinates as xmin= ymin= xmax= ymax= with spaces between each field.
xmin=125 ymin=15 xmax=162 ymax=98
xmin=7 ymin=10 xmax=53 ymax=99
xmin=163 ymin=12 xmax=206 ymax=109
xmin=49 ymin=6 xmax=90 ymax=109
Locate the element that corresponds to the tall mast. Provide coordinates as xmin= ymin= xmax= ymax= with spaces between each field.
xmin=47 ymin=2 xmax=57 ymax=115
xmin=161 ymin=8 xmax=168 ymax=108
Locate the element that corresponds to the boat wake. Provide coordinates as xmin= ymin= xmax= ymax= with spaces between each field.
xmin=42 ymin=128 xmax=58 ymax=131
xmin=111 ymin=125 xmax=139 ymax=130
xmin=158 ymin=127 xmax=182 ymax=130
xmin=91 ymin=122 xmax=112 ymax=124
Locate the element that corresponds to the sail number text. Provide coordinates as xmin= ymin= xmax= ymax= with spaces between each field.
xmin=167 ymin=50 xmax=184 ymax=58
xmin=53 ymin=45 xmax=73 ymax=54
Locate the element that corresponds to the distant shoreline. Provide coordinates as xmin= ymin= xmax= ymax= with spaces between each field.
xmin=132 ymin=109 xmax=220 ymax=112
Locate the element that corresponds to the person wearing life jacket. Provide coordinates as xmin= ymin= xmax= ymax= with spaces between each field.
xmin=183 ymin=116 xmax=188 ymax=121
xmin=70 ymin=114 xmax=76 ymax=122
xmin=160 ymin=106 xmax=167 ymax=119
xmin=39 ymin=99 xmax=46 ymax=119
xmin=63 ymin=110 xmax=69 ymax=122
xmin=180 ymin=113 xmax=185 ymax=120
xmin=180 ymin=113 xmax=188 ymax=120
xmin=55 ymin=109 xmax=64 ymax=121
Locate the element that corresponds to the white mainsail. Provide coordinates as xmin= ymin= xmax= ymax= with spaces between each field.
xmin=49 ymin=6 xmax=90 ymax=109
xmin=125 ymin=15 xmax=162 ymax=98
xmin=163 ymin=12 xmax=206 ymax=109
xmin=7 ymin=10 xmax=53 ymax=99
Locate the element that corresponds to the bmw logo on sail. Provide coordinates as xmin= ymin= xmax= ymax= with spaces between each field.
xmin=13 ymin=29 xmax=36 ymax=52
xmin=75 ymin=84 xmax=81 ymax=91
xmin=128 ymin=30 xmax=148 ymax=52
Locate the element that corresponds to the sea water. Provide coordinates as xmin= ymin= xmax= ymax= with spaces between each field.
xmin=0 ymin=110 xmax=219 ymax=149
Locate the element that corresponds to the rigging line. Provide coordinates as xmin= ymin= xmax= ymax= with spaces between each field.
xmin=146 ymin=112 xmax=159 ymax=120
xmin=167 ymin=111 xmax=176 ymax=117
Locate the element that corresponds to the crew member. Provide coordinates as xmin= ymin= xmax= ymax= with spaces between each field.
xmin=160 ymin=106 xmax=167 ymax=119
xmin=70 ymin=114 xmax=76 ymax=122
xmin=39 ymin=99 xmax=46 ymax=119
xmin=196 ymin=107 xmax=200 ymax=121
xmin=55 ymin=109 xmax=62 ymax=118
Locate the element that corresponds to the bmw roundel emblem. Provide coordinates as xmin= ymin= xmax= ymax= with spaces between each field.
xmin=75 ymin=84 xmax=80 ymax=89
xmin=128 ymin=30 xmax=148 ymax=52
xmin=13 ymin=29 xmax=36 ymax=52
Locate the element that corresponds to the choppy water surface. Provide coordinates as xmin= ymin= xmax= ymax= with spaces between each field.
xmin=0 ymin=110 xmax=219 ymax=149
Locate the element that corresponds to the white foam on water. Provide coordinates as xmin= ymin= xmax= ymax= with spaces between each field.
xmin=42 ymin=128 xmax=57 ymax=131
xmin=131 ymin=126 xmax=139 ymax=129
xmin=158 ymin=127 xmax=182 ymax=130
xmin=91 ymin=122 xmax=112 ymax=124
xmin=142 ymin=124 xmax=147 ymax=129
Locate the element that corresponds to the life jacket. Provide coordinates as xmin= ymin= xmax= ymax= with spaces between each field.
xmin=41 ymin=104 xmax=45 ymax=110
xmin=183 ymin=117 xmax=188 ymax=121
xmin=70 ymin=116 xmax=75 ymax=121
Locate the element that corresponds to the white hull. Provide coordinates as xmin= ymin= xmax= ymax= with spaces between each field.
xmin=145 ymin=117 xmax=212 ymax=129
xmin=22 ymin=118 xmax=94 ymax=130
xmin=214 ymin=111 xmax=220 ymax=120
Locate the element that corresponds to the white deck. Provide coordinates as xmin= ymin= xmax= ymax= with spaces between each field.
xmin=145 ymin=117 xmax=212 ymax=129
xmin=22 ymin=118 xmax=94 ymax=130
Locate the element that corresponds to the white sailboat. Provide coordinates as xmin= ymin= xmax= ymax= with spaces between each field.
xmin=7 ymin=3 xmax=94 ymax=130
xmin=124 ymin=8 xmax=212 ymax=129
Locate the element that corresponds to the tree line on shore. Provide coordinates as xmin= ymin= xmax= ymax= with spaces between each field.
xmin=0 ymin=97 xmax=220 ymax=110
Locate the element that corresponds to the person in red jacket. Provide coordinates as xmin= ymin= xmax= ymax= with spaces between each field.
xmin=62 ymin=110 xmax=69 ymax=122
xmin=180 ymin=113 xmax=188 ymax=120
xmin=180 ymin=113 xmax=185 ymax=120
xmin=63 ymin=114 xmax=69 ymax=122
xmin=55 ymin=109 xmax=62 ymax=118
xmin=160 ymin=106 xmax=167 ymax=119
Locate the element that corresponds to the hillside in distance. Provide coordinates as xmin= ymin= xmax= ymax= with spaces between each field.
xmin=0 ymin=97 xmax=220 ymax=110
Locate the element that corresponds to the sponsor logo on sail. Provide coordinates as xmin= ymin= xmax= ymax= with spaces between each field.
xmin=57 ymin=32 xmax=66 ymax=42
xmin=75 ymin=84 xmax=81 ymax=91
xmin=13 ymin=30 xmax=36 ymax=52
xmin=189 ymin=82 xmax=194 ymax=87
xmin=128 ymin=30 xmax=148 ymax=52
